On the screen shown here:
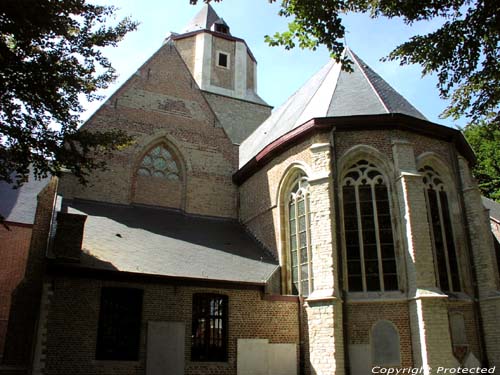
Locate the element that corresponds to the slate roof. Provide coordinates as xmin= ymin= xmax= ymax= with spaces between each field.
xmin=60 ymin=200 xmax=278 ymax=284
xmin=182 ymin=4 xmax=230 ymax=34
xmin=0 ymin=172 xmax=51 ymax=225
xmin=239 ymin=48 xmax=426 ymax=167
xmin=482 ymin=196 xmax=500 ymax=222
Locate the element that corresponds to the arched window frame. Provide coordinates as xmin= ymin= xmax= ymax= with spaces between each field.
xmin=136 ymin=144 xmax=181 ymax=181
xmin=340 ymin=158 xmax=399 ymax=293
xmin=419 ymin=164 xmax=462 ymax=293
xmin=279 ymin=167 xmax=314 ymax=297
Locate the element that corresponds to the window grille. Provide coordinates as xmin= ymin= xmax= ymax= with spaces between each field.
xmin=96 ymin=287 xmax=143 ymax=361
xmin=191 ymin=294 xmax=228 ymax=362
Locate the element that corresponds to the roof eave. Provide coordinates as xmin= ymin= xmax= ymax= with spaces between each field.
xmin=47 ymin=260 xmax=272 ymax=289
xmin=234 ymin=113 xmax=475 ymax=185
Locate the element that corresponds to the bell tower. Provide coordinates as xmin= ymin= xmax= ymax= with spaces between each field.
xmin=168 ymin=4 xmax=267 ymax=106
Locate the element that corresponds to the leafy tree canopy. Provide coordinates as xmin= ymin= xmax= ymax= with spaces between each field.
xmin=0 ymin=0 xmax=137 ymax=185
xmin=193 ymin=0 xmax=499 ymax=130
xmin=463 ymin=122 xmax=500 ymax=202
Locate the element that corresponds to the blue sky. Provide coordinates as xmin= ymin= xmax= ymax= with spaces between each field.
xmin=87 ymin=0 xmax=466 ymax=129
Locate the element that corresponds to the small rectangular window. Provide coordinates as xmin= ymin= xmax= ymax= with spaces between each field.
xmin=96 ymin=287 xmax=143 ymax=361
xmin=191 ymin=293 xmax=228 ymax=362
xmin=217 ymin=52 xmax=229 ymax=68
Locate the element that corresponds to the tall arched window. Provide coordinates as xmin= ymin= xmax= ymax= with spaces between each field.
xmin=287 ymin=174 xmax=313 ymax=296
xmin=342 ymin=160 xmax=398 ymax=292
xmin=420 ymin=166 xmax=461 ymax=292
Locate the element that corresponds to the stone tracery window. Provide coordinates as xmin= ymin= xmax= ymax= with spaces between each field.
xmin=137 ymin=145 xmax=180 ymax=180
xmin=287 ymin=173 xmax=313 ymax=296
xmin=420 ymin=165 xmax=461 ymax=292
xmin=342 ymin=160 xmax=398 ymax=292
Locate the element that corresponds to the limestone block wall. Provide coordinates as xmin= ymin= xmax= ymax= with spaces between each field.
xmin=210 ymin=36 xmax=235 ymax=90
xmin=239 ymin=133 xmax=328 ymax=259
xmin=58 ymin=42 xmax=239 ymax=219
xmin=42 ymin=277 xmax=300 ymax=375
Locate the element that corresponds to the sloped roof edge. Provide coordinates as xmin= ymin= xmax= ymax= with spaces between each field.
xmin=233 ymin=114 xmax=475 ymax=185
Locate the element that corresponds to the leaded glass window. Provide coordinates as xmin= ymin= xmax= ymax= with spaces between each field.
xmin=287 ymin=175 xmax=313 ymax=296
xmin=342 ymin=160 xmax=398 ymax=292
xmin=420 ymin=166 xmax=461 ymax=292
xmin=191 ymin=294 xmax=228 ymax=362
xmin=137 ymin=145 xmax=180 ymax=180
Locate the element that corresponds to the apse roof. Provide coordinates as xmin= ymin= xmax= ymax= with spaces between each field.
xmin=239 ymin=48 xmax=426 ymax=167
xmin=182 ymin=4 xmax=230 ymax=34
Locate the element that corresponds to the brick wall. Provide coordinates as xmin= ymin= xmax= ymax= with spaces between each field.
xmin=346 ymin=302 xmax=413 ymax=368
xmin=58 ymin=42 xmax=239 ymax=219
xmin=0 ymin=224 xmax=32 ymax=357
xmin=43 ymin=277 xmax=299 ymax=375
xmin=2 ymin=177 xmax=57 ymax=368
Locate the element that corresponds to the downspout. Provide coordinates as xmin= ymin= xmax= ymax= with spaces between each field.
xmin=449 ymin=139 xmax=488 ymax=366
xmin=330 ymin=127 xmax=350 ymax=375
xmin=298 ymin=295 xmax=305 ymax=375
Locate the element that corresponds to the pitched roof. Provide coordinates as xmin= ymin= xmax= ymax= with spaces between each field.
xmin=58 ymin=200 xmax=277 ymax=284
xmin=239 ymin=48 xmax=426 ymax=167
xmin=182 ymin=4 xmax=230 ymax=34
xmin=0 ymin=172 xmax=51 ymax=224
xmin=482 ymin=196 xmax=500 ymax=222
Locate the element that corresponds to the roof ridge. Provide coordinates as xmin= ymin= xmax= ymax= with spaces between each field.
xmin=348 ymin=49 xmax=390 ymax=114
xmin=294 ymin=59 xmax=340 ymax=126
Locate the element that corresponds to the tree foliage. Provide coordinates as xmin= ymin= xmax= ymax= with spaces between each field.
xmin=0 ymin=0 xmax=137 ymax=185
xmin=463 ymin=122 xmax=500 ymax=202
xmin=194 ymin=0 xmax=499 ymax=129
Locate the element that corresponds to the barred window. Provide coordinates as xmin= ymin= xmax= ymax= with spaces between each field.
xmin=137 ymin=145 xmax=179 ymax=180
xmin=420 ymin=166 xmax=461 ymax=292
xmin=191 ymin=294 xmax=228 ymax=362
xmin=342 ymin=160 xmax=398 ymax=292
xmin=96 ymin=287 xmax=143 ymax=361
xmin=287 ymin=175 xmax=313 ymax=296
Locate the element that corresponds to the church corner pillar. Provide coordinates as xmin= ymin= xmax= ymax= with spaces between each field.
xmin=392 ymin=139 xmax=457 ymax=372
xmin=305 ymin=141 xmax=345 ymax=375
xmin=457 ymin=156 xmax=500 ymax=366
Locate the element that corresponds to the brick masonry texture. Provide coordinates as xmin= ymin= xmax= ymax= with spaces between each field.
xmin=43 ymin=277 xmax=299 ymax=375
xmin=58 ymin=42 xmax=239 ymax=219
xmin=346 ymin=302 xmax=413 ymax=367
xmin=0 ymin=224 xmax=32 ymax=356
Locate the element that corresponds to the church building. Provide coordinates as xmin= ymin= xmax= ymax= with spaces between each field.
xmin=1 ymin=4 xmax=499 ymax=375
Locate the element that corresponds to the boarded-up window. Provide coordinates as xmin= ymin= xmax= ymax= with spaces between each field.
xmin=372 ymin=320 xmax=400 ymax=366
xmin=96 ymin=287 xmax=143 ymax=361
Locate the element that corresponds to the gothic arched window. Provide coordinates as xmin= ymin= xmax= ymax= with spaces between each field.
xmin=342 ymin=160 xmax=398 ymax=292
xmin=137 ymin=145 xmax=180 ymax=181
xmin=420 ymin=166 xmax=461 ymax=292
xmin=287 ymin=174 xmax=313 ymax=296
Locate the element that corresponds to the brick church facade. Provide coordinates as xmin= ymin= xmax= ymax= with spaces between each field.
xmin=1 ymin=4 xmax=500 ymax=375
